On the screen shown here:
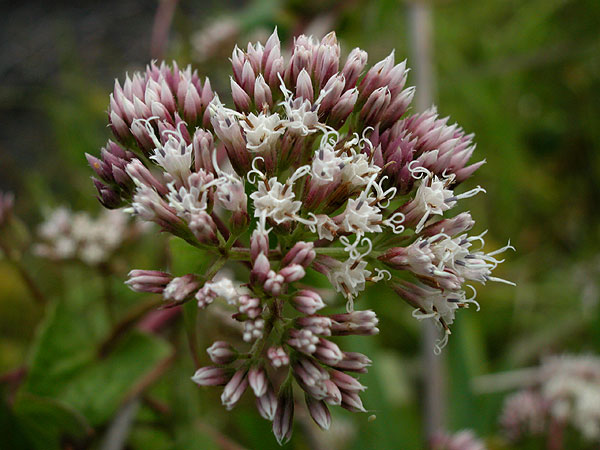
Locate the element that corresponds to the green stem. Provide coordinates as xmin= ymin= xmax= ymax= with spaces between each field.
xmin=0 ymin=241 xmax=47 ymax=305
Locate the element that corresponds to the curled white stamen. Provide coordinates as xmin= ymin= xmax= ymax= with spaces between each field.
xmin=371 ymin=268 xmax=392 ymax=282
xmin=383 ymin=212 xmax=405 ymax=234
xmin=247 ymin=157 xmax=266 ymax=184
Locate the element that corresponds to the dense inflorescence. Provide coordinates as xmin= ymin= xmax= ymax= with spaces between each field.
xmin=88 ymin=28 xmax=512 ymax=443
xmin=500 ymin=355 xmax=600 ymax=444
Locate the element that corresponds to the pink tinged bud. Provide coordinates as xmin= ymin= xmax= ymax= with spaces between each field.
xmin=359 ymin=51 xmax=395 ymax=101
xmin=381 ymin=86 xmax=416 ymax=128
xmin=330 ymin=369 xmax=367 ymax=392
xmin=296 ymin=316 xmax=332 ymax=336
xmin=133 ymin=96 xmax=151 ymax=119
xmin=189 ymin=212 xmax=218 ymax=244
xmin=305 ymin=396 xmax=331 ymax=430
xmin=264 ymin=271 xmax=285 ymax=296
xmin=130 ymin=120 xmax=155 ymax=154
xmin=288 ymin=328 xmax=319 ymax=354
xmin=256 ymin=384 xmax=277 ymax=421
xmin=386 ymin=59 xmax=409 ymax=96
xmin=292 ymin=290 xmax=325 ymax=315
xmin=250 ymin=229 xmax=270 ymax=263
xmin=206 ymin=341 xmax=237 ymax=365
xmin=249 ymin=366 xmax=268 ymax=397
xmin=151 ymin=101 xmax=172 ymax=123
xmin=330 ymin=310 xmax=380 ymax=336
xmin=192 ymin=129 xmax=214 ymax=173
xmin=267 ymin=346 xmax=289 ymax=368
xmin=330 ymin=88 xmax=358 ymax=124
xmin=314 ymin=339 xmax=344 ymax=366
xmin=342 ymin=48 xmax=368 ymax=90
xmin=360 ymin=86 xmax=392 ymax=125
xmin=251 ymin=252 xmax=270 ymax=285
xmin=254 ymin=75 xmax=273 ymax=109
xmin=332 ymin=351 xmax=372 ymax=373
xmin=281 ymin=241 xmax=315 ymax=268
xmin=109 ymin=110 xmax=130 ymax=142
xmin=273 ymin=385 xmax=294 ymax=445
xmin=126 ymin=160 xmax=167 ymax=195
xmin=318 ymin=74 xmax=345 ymax=115
xmin=163 ymin=274 xmax=200 ymax=302
xmin=183 ymin=83 xmax=203 ymax=124
xmin=231 ymin=46 xmax=245 ymax=83
xmin=230 ymin=78 xmax=251 ymax=112
xmin=323 ymin=379 xmax=342 ymax=406
xmin=221 ymin=368 xmax=249 ymax=410
xmin=94 ymin=180 xmax=122 ymax=209
xmin=341 ymin=390 xmax=366 ymax=413
xmin=295 ymin=69 xmax=313 ymax=101
xmin=238 ymin=295 xmax=262 ymax=319
xmin=454 ymin=160 xmax=486 ymax=183
xmin=126 ymin=270 xmax=172 ymax=294
xmin=192 ymin=366 xmax=232 ymax=386
xmin=262 ymin=28 xmax=280 ymax=68
xmin=240 ymin=60 xmax=256 ymax=95
xmin=422 ymin=212 xmax=475 ymax=237
xmin=279 ymin=264 xmax=305 ymax=283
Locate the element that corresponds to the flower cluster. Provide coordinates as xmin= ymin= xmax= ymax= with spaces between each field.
xmin=430 ymin=429 xmax=487 ymax=450
xmin=88 ymin=28 xmax=512 ymax=442
xmin=500 ymin=354 xmax=600 ymax=443
xmin=34 ymin=208 xmax=134 ymax=266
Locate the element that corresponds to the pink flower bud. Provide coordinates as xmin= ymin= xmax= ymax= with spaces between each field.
xmin=256 ymin=384 xmax=277 ymax=421
xmin=240 ymin=60 xmax=256 ymax=95
xmin=230 ymin=78 xmax=251 ymax=112
xmin=264 ymin=270 xmax=284 ymax=296
xmin=238 ymin=295 xmax=262 ymax=319
xmin=206 ymin=341 xmax=237 ymax=365
xmin=318 ymin=74 xmax=345 ymax=115
xmin=296 ymin=316 xmax=332 ymax=336
xmin=281 ymin=241 xmax=315 ymax=268
xmin=251 ymin=252 xmax=270 ymax=285
xmin=331 ymin=351 xmax=372 ymax=373
xmin=330 ymin=88 xmax=358 ymax=125
xmin=421 ymin=212 xmax=475 ymax=237
xmin=330 ymin=310 xmax=379 ymax=336
xmin=295 ymin=69 xmax=313 ymax=101
xmin=163 ymin=274 xmax=200 ymax=301
xmin=323 ymin=379 xmax=342 ymax=406
xmin=359 ymin=51 xmax=395 ymax=101
xmin=360 ymin=86 xmax=391 ymax=125
xmin=221 ymin=368 xmax=249 ymax=410
xmin=191 ymin=366 xmax=232 ymax=386
xmin=340 ymin=390 xmax=366 ymax=413
xmin=292 ymin=290 xmax=325 ymax=315
xmin=314 ymin=338 xmax=344 ymax=366
xmin=342 ymin=48 xmax=368 ymax=90
xmin=126 ymin=270 xmax=172 ymax=294
xmin=254 ymin=74 xmax=273 ymax=110
xmin=248 ymin=366 xmax=268 ymax=397
xmin=288 ymin=328 xmax=319 ymax=354
xmin=189 ymin=212 xmax=218 ymax=245
xmin=279 ymin=264 xmax=305 ymax=283
xmin=267 ymin=346 xmax=289 ymax=368
xmin=330 ymin=369 xmax=366 ymax=392
xmin=273 ymin=384 xmax=294 ymax=445
xmin=305 ymin=396 xmax=331 ymax=430
xmin=250 ymin=228 xmax=270 ymax=263
xmin=126 ymin=160 xmax=167 ymax=195
xmin=192 ymin=129 xmax=214 ymax=173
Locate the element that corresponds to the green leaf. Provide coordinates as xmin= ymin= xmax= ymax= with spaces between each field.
xmin=11 ymin=392 xmax=92 ymax=450
xmin=24 ymin=298 xmax=172 ymax=426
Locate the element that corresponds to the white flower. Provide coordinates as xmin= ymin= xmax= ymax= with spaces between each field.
xmin=204 ymin=277 xmax=239 ymax=305
xmin=337 ymin=197 xmax=382 ymax=235
xmin=311 ymin=146 xmax=343 ymax=185
xmin=326 ymin=257 xmax=371 ymax=306
xmin=250 ymin=178 xmax=301 ymax=224
xmin=240 ymin=112 xmax=284 ymax=153
xmin=215 ymin=175 xmax=247 ymax=212
xmin=166 ymin=170 xmax=214 ymax=219
xmin=149 ymin=133 xmax=193 ymax=182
